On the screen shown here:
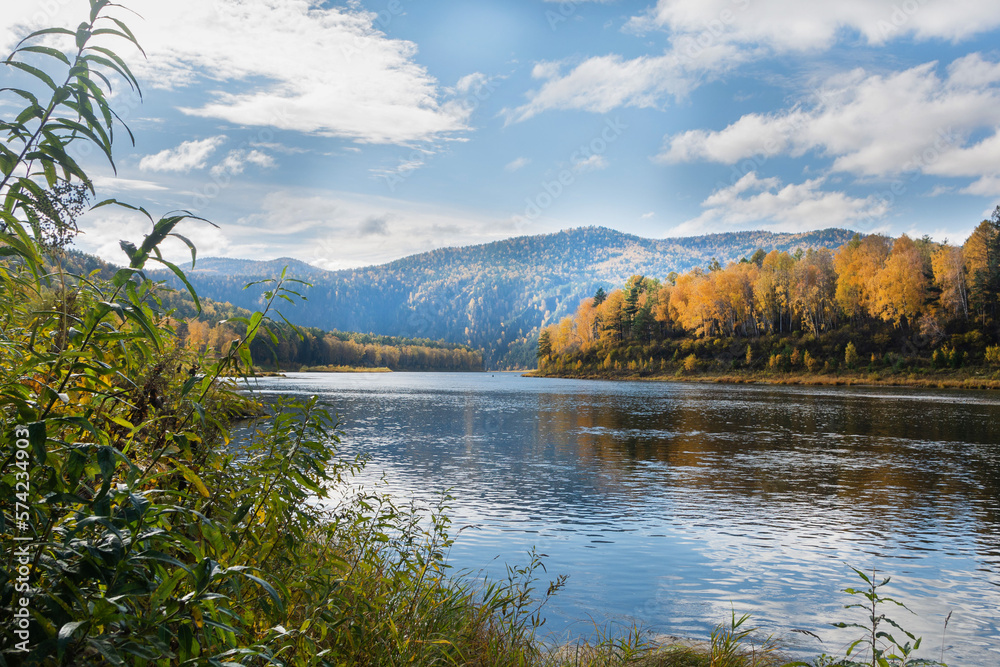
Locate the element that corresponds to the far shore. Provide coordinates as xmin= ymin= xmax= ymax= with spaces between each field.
xmin=298 ymin=365 xmax=394 ymax=373
xmin=524 ymin=368 xmax=1000 ymax=390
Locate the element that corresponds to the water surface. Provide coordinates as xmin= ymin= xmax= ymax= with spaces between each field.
xmin=250 ymin=372 xmax=1000 ymax=664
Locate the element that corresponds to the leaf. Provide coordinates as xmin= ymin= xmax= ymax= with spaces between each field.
xmin=241 ymin=572 xmax=285 ymax=613
xmin=150 ymin=567 xmax=188 ymax=611
xmin=238 ymin=346 xmax=253 ymax=370
xmin=5 ymin=61 xmax=58 ymax=90
xmin=94 ymin=446 xmax=116 ymax=500
xmin=152 ymin=255 xmax=201 ymax=314
xmin=28 ymin=421 xmax=46 ymax=465
xmin=169 ymin=458 xmax=210 ymax=498
xmin=57 ymin=620 xmax=88 ymax=660
xmin=14 ymin=45 xmax=71 ymax=66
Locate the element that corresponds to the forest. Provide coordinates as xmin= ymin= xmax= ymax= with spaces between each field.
xmin=537 ymin=223 xmax=1000 ymax=381
xmin=53 ymin=250 xmax=483 ymax=372
xmin=179 ymin=318 xmax=484 ymax=372
xmin=161 ymin=227 xmax=858 ymax=369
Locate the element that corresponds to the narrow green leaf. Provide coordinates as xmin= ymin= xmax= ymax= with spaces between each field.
xmin=13 ymin=45 xmax=71 ymax=65
xmin=28 ymin=421 xmax=46 ymax=465
xmin=6 ymin=60 xmax=58 ymax=90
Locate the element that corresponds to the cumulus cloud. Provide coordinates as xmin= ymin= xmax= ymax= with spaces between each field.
xmin=139 ymin=136 xmax=227 ymax=173
xmin=658 ymin=54 xmax=1000 ymax=192
xmin=210 ymin=149 xmax=276 ymax=177
xmin=509 ymin=45 xmax=744 ymax=121
xmin=673 ymin=172 xmax=889 ymax=235
xmin=1 ymin=0 xmax=473 ymax=145
xmin=627 ymin=0 xmax=1000 ymax=48
xmin=511 ymin=0 xmax=1000 ymax=121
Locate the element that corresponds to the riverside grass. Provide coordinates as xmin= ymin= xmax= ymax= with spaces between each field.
xmin=0 ymin=4 xmax=953 ymax=666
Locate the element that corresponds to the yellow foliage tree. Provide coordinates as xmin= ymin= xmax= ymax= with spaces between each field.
xmin=870 ymin=235 xmax=928 ymax=327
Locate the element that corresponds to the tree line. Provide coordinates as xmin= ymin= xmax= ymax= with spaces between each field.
xmin=538 ymin=214 xmax=1000 ymax=375
xmin=176 ymin=317 xmax=484 ymax=372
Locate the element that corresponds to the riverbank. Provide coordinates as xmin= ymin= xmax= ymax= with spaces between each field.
xmin=526 ymin=367 xmax=1000 ymax=390
xmin=296 ymin=364 xmax=393 ymax=373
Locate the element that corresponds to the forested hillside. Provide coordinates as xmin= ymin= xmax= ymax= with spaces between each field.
xmin=161 ymin=227 xmax=858 ymax=368
xmin=53 ymin=251 xmax=482 ymax=371
xmin=537 ymin=221 xmax=1000 ymax=383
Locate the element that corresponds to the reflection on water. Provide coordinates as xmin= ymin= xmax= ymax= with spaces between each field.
xmin=250 ymin=372 xmax=1000 ymax=665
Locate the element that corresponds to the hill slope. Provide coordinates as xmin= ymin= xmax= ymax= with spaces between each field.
xmin=167 ymin=226 xmax=859 ymax=368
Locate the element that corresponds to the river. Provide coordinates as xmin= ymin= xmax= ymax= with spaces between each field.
xmin=248 ymin=371 xmax=1000 ymax=665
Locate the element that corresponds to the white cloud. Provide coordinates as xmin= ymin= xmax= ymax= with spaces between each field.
xmin=504 ymin=157 xmax=531 ymax=172
xmin=455 ymin=72 xmax=489 ymax=95
xmin=573 ymin=154 xmax=608 ymax=173
xmin=91 ymin=176 xmax=169 ymax=193
xmin=210 ymin=149 xmax=276 ymax=177
xmin=227 ymin=190 xmax=528 ymax=271
xmin=961 ymin=175 xmax=1000 ymax=197
xmin=139 ymin=137 xmax=226 ymax=173
xmin=658 ymin=55 xmax=1000 ymax=191
xmin=509 ymin=45 xmax=744 ymax=121
xmin=71 ymin=184 xmax=531 ymax=270
xmin=628 ymin=0 xmax=1000 ymax=48
xmin=673 ymin=172 xmax=890 ymax=235
xmin=512 ymin=0 xmax=1000 ymax=121
xmin=1 ymin=0 xmax=473 ymax=145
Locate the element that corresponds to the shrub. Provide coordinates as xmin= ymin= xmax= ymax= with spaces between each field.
xmin=986 ymin=345 xmax=1000 ymax=366
xmin=804 ymin=350 xmax=820 ymax=373
xmin=845 ymin=341 xmax=860 ymax=368
xmin=683 ymin=353 xmax=699 ymax=372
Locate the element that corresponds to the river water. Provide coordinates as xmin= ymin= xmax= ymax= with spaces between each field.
xmin=249 ymin=372 xmax=1000 ymax=665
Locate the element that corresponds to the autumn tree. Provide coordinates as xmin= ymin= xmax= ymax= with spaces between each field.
xmin=964 ymin=215 xmax=1000 ymax=324
xmin=793 ymin=248 xmax=838 ymax=334
xmin=754 ymin=250 xmax=794 ymax=333
xmin=870 ymin=235 xmax=929 ymax=327
xmin=834 ymin=234 xmax=892 ymax=321
xmin=931 ymin=244 xmax=968 ymax=320
xmin=537 ymin=328 xmax=552 ymax=360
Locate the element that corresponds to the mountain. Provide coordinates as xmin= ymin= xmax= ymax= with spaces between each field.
xmin=164 ymin=226 xmax=860 ymax=368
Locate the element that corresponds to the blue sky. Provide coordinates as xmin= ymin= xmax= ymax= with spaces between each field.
xmin=5 ymin=0 xmax=1000 ymax=270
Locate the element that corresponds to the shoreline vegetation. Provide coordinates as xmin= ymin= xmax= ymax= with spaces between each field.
xmin=527 ymin=366 xmax=1000 ymax=390
xmin=297 ymin=364 xmax=393 ymax=373
xmin=0 ymin=4 xmax=958 ymax=666
xmin=535 ymin=230 xmax=1000 ymax=399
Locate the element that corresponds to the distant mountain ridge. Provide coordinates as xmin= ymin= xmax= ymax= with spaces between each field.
xmin=168 ymin=226 xmax=860 ymax=368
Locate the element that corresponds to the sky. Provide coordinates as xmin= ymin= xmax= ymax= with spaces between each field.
xmin=5 ymin=0 xmax=1000 ymax=270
